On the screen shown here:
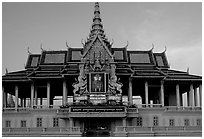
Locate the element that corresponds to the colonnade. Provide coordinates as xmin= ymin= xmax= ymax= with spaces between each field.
xmin=128 ymin=78 xmax=202 ymax=107
xmin=2 ymin=78 xmax=68 ymax=110
xmin=2 ymin=78 xmax=202 ymax=109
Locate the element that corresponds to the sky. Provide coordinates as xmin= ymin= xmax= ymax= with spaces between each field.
xmin=2 ymin=2 xmax=202 ymax=76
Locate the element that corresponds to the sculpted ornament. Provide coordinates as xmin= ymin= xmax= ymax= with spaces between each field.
xmin=108 ymin=75 xmax=123 ymax=94
xmin=72 ymin=65 xmax=87 ymax=95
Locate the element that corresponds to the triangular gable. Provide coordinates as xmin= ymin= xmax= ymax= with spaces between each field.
xmin=82 ymin=34 xmax=113 ymax=59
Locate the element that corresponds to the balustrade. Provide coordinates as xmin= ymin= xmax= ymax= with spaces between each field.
xmin=3 ymin=127 xmax=81 ymax=133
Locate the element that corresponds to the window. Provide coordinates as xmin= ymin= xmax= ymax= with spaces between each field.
xmin=129 ymin=53 xmax=150 ymax=63
xmin=37 ymin=118 xmax=42 ymax=127
xmin=136 ymin=117 xmax=142 ymax=126
xmin=44 ymin=53 xmax=65 ymax=64
xmin=153 ymin=116 xmax=159 ymax=126
xmin=184 ymin=119 xmax=190 ymax=126
xmin=53 ymin=118 xmax=59 ymax=127
xmin=30 ymin=56 xmax=39 ymax=67
xmin=71 ymin=51 xmax=82 ymax=61
xmin=156 ymin=55 xmax=164 ymax=66
xmin=197 ymin=119 xmax=201 ymax=126
xmin=21 ymin=120 xmax=26 ymax=127
xmin=169 ymin=119 xmax=175 ymax=126
xmin=5 ymin=120 xmax=11 ymax=128
xmin=113 ymin=50 xmax=124 ymax=60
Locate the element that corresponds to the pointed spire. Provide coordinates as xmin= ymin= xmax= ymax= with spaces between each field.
xmin=89 ymin=2 xmax=105 ymax=39
xmin=84 ymin=2 xmax=112 ymax=51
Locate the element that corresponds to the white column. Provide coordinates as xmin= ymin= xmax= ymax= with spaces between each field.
xmin=189 ymin=84 xmax=195 ymax=107
xmin=47 ymin=81 xmax=50 ymax=107
xmin=176 ymin=84 xmax=180 ymax=107
xmin=15 ymin=85 xmax=19 ymax=111
xmin=69 ymin=118 xmax=73 ymax=127
xmin=123 ymin=118 xmax=127 ymax=127
xmin=160 ymin=81 xmax=164 ymax=107
xmin=63 ymin=79 xmax=67 ymax=105
xmin=199 ymin=84 xmax=202 ymax=107
xmin=145 ymin=81 xmax=149 ymax=107
xmin=2 ymin=86 xmax=6 ymax=108
xmin=194 ymin=87 xmax=199 ymax=107
xmin=34 ymin=87 xmax=38 ymax=106
xmin=31 ymin=83 xmax=34 ymax=108
xmin=128 ymin=78 xmax=133 ymax=105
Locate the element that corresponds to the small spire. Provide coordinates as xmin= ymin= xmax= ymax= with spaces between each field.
xmin=66 ymin=41 xmax=69 ymax=48
xmin=187 ymin=67 xmax=190 ymax=74
xmin=27 ymin=47 xmax=31 ymax=54
xmin=40 ymin=43 xmax=44 ymax=51
xmin=125 ymin=41 xmax=129 ymax=48
xmin=84 ymin=2 xmax=111 ymax=48
xmin=89 ymin=2 xmax=104 ymax=38
xmin=5 ymin=68 xmax=8 ymax=74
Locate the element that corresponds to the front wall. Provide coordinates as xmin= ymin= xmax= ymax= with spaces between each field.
xmin=2 ymin=109 xmax=201 ymax=128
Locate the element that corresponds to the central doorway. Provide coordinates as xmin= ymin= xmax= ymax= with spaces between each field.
xmin=83 ymin=118 xmax=111 ymax=137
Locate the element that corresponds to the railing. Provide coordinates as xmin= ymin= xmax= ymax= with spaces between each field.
xmin=2 ymin=127 xmax=81 ymax=133
xmin=115 ymin=126 xmax=202 ymax=133
xmin=3 ymin=105 xmax=202 ymax=113
xmin=3 ymin=105 xmax=61 ymax=112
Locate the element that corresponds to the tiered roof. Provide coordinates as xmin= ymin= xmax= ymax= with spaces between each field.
xmin=3 ymin=2 xmax=201 ymax=83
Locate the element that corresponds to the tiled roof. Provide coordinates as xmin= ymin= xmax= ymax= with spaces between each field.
xmin=127 ymin=50 xmax=156 ymax=66
xmin=26 ymin=54 xmax=41 ymax=68
xmin=112 ymin=47 xmax=128 ymax=62
xmin=67 ymin=48 xmax=83 ymax=62
xmin=3 ymin=48 xmax=201 ymax=82
xmin=40 ymin=51 xmax=67 ymax=65
xmin=153 ymin=53 xmax=169 ymax=68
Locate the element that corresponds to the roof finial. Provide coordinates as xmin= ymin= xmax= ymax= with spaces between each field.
xmin=110 ymin=39 xmax=114 ymax=46
xmin=81 ymin=39 xmax=85 ymax=47
xmin=40 ymin=43 xmax=44 ymax=51
xmin=187 ymin=67 xmax=190 ymax=74
xmin=125 ymin=41 xmax=129 ymax=48
xmin=5 ymin=68 xmax=8 ymax=74
xmin=66 ymin=41 xmax=70 ymax=49
xmin=27 ymin=47 xmax=31 ymax=54
xmin=163 ymin=45 xmax=167 ymax=53
xmin=150 ymin=43 xmax=154 ymax=51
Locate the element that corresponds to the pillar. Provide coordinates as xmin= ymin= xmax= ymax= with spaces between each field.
xmin=145 ymin=81 xmax=149 ymax=107
xmin=128 ymin=78 xmax=133 ymax=105
xmin=34 ymin=88 xmax=38 ymax=106
xmin=47 ymin=81 xmax=50 ymax=107
xmin=189 ymin=84 xmax=195 ymax=107
xmin=40 ymin=98 xmax=43 ymax=106
xmin=160 ymin=81 xmax=164 ymax=107
xmin=23 ymin=98 xmax=26 ymax=107
xmin=31 ymin=83 xmax=34 ymax=108
xmin=176 ymin=84 xmax=180 ymax=107
xmin=15 ymin=85 xmax=19 ymax=111
xmin=180 ymin=92 xmax=183 ymax=107
xmin=187 ymin=91 xmax=190 ymax=106
xmin=69 ymin=118 xmax=73 ymax=127
xmin=123 ymin=118 xmax=127 ymax=127
xmin=63 ymin=79 xmax=67 ymax=105
xmin=2 ymin=86 xmax=7 ymax=108
xmin=199 ymin=84 xmax=202 ymax=107
xmin=194 ymin=87 xmax=199 ymax=107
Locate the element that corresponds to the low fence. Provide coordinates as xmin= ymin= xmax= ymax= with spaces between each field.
xmin=114 ymin=126 xmax=202 ymax=136
xmin=2 ymin=127 xmax=81 ymax=137
xmin=115 ymin=126 xmax=202 ymax=132
xmin=3 ymin=105 xmax=201 ymax=113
